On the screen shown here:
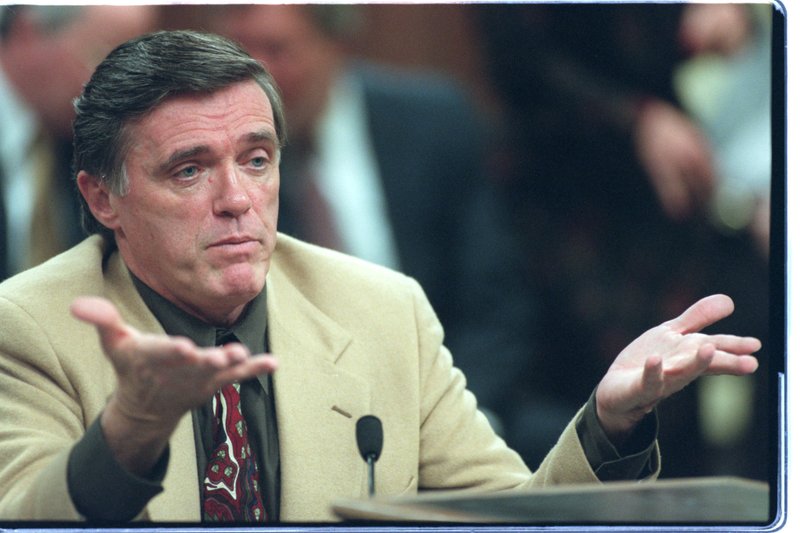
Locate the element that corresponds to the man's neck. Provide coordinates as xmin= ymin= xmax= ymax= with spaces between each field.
xmin=129 ymin=270 xmax=268 ymax=354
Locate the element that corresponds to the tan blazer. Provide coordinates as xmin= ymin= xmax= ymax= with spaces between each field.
xmin=0 ymin=234 xmax=621 ymax=522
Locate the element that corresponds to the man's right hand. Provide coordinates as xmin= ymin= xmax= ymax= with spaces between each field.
xmin=633 ymin=99 xmax=717 ymax=221
xmin=70 ymin=296 xmax=278 ymax=476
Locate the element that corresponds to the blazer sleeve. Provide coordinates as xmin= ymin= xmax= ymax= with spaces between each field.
xmin=0 ymin=296 xmax=87 ymax=520
xmin=410 ymin=277 xmax=632 ymax=490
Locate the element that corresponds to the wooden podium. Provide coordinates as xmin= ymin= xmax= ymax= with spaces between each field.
xmin=332 ymin=477 xmax=770 ymax=524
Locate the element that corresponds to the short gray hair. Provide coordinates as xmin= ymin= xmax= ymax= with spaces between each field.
xmin=73 ymin=30 xmax=287 ymax=240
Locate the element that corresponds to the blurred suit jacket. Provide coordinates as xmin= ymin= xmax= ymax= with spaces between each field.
xmin=279 ymin=64 xmax=536 ymax=415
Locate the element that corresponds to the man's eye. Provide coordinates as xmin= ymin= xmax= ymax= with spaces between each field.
xmin=250 ymin=156 xmax=267 ymax=168
xmin=177 ymin=166 xmax=200 ymax=179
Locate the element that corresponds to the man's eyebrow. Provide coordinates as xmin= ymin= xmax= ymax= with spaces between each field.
xmin=155 ymin=129 xmax=279 ymax=175
xmin=157 ymin=145 xmax=210 ymax=175
xmin=244 ymin=129 xmax=280 ymax=147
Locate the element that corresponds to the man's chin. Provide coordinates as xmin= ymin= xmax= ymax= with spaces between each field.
xmin=216 ymin=263 xmax=268 ymax=298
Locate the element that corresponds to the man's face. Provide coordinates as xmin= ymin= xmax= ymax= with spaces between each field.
xmin=214 ymin=4 xmax=342 ymax=138
xmin=10 ymin=6 xmax=156 ymax=137
xmin=105 ymin=81 xmax=281 ymax=325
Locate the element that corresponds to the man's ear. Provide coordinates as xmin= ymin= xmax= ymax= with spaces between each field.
xmin=76 ymin=171 xmax=120 ymax=230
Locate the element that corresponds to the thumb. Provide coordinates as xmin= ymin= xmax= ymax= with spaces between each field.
xmin=70 ymin=296 xmax=131 ymax=347
xmin=665 ymin=294 xmax=734 ymax=334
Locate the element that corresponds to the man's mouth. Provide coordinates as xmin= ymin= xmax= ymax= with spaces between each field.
xmin=208 ymin=236 xmax=261 ymax=252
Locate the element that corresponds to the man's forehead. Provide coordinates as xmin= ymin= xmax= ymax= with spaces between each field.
xmin=123 ymin=81 xmax=278 ymax=166
xmin=130 ymin=82 xmax=276 ymax=139
xmin=149 ymin=81 xmax=273 ymax=119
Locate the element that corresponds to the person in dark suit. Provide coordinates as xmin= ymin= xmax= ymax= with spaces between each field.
xmin=0 ymin=5 xmax=155 ymax=279
xmin=208 ymin=4 xmax=569 ymax=466
xmin=476 ymin=3 xmax=772 ymax=479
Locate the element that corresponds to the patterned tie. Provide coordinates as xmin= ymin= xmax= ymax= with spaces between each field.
xmin=202 ymin=332 xmax=267 ymax=522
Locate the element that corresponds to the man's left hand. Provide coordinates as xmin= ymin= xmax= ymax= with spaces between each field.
xmin=595 ymin=294 xmax=760 ymax=446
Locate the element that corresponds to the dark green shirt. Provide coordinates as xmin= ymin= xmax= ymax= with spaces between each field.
xmin=67 ymin=274 xmax=656 ymax=522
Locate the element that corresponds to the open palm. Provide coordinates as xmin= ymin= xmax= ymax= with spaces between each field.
xmin=595 ymin=294 xmax=760 ymax=443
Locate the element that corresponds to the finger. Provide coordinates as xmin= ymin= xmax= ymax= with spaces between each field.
xmin=139 ymin=341 xmax=254 ymax=372
xmin=135 ymin=334 xmax=203 ymax=366
xmin=697 ymin=341 xmax=716 ymax=365
xmin=665 ymin=294 xmax=734 ymax=334
xmin=70 ymin=296 xmax=131 ymax=346
xmin=219 ymin=342 xmax=251 ymax=364
xmin=640 ymin=354 xmax=664 ymax=396
xmin=214 ymin=354 xmax=278 ymax=387
xmin=651 ymin=168 xmax=691 ymax=220
xmin=705 ymin=352 xmax=760 ymax=376
xmin=705 ymin=334 xmax=762 ymax=355
xmin=169 ymin=345 xmax=243 ymax=372
xmin=688 ymin=152 xmax=716 ymax=203
xmin=683 ymin=134 xmax=717 ymax=202
xmin=192 ymin=343 xmax=252 ymax=369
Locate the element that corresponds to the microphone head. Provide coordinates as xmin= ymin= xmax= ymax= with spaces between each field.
xmin=356 ymin=415 xmax=383 ymax=461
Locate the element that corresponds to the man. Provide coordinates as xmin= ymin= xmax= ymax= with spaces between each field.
xmin=0 ymin=5 xmax=156 ymax=279
xmin=0 ymin=31 xmax=760 ymax=523
xmin=208 ymin=4 xmax=563 ymax=464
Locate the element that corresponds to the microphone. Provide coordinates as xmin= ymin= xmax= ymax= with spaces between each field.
xmin=355 ymin=415 xmax=383 ymax=497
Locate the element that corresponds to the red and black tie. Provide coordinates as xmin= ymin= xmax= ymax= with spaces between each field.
xmin=201 ymin=333 xmax=267 ymax=522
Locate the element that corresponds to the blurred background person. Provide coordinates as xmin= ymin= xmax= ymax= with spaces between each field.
xmin=196 ymin=3 xmax=577 ymax=467
xmin=0 ymin=4 xmax=156 ymax=280
xmin=674 ymin=3 xmax=772 ymax=257
xmin=671 ymin=2 xmax=774 ymax=477
xmin=477 ymin=2 xmax=772 ymax=480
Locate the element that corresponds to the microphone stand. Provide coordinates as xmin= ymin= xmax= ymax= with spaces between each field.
xmin=366 ymin=454 xmax=377 ymax=497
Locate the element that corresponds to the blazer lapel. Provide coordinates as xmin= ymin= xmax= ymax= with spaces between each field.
xmin=266 ymin=267 xmax=371 ymax=521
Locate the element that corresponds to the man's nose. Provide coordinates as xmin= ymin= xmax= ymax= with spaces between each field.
xmin=212 ymin=165 xmax=252 ymax=217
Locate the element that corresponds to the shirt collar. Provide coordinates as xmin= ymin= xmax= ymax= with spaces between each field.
xmin=0 ymin=66 xmax=38 ymax=178
xmin=130 ymin=273 xmax=268 ymax=354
